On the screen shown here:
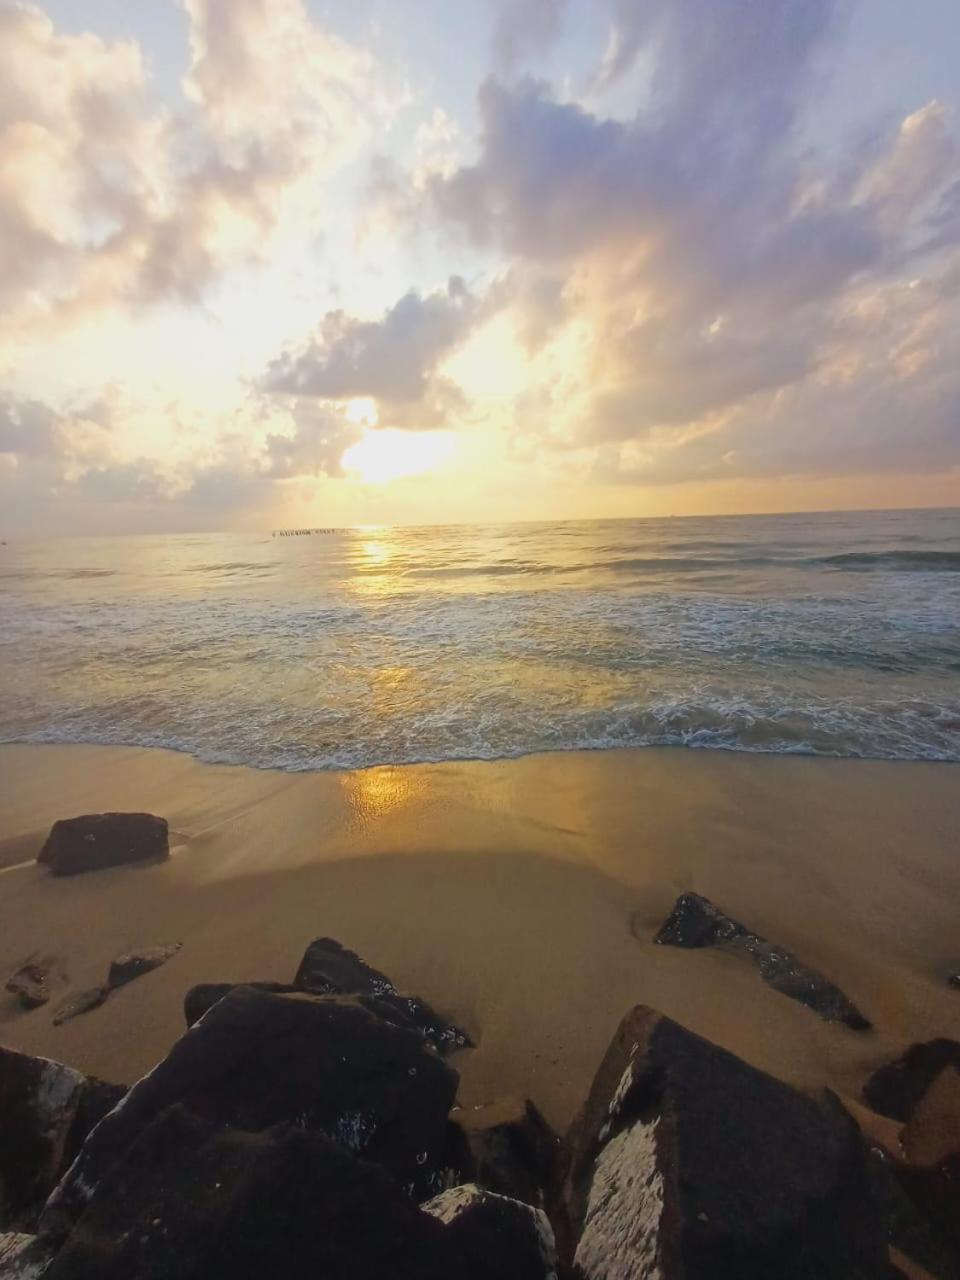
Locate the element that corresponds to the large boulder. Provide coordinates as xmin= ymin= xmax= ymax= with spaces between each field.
xmin=558 ymin=1006 xmax=888 ymax=1279
xmin=38 ymin=815 xmax=168 ymax=876
xmin=447 ymin=1098 xmax=559 ymax=1207
xmin=864 ymin=1040 xmax=960 ymax=1122
xmin=44 ymin=1107 xmax=556 ymax=1280
xmin=0 ymin=1049 xmax=123 ymax=1232
xmin=423 ymin=1184 xmax=557 ymax=1279
xmin=654 ymin=893 xmax=871 ymax=1030
xmin=42 ymin=986 xmax=460 ymax=1237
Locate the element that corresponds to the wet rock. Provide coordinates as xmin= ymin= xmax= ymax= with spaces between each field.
xmin=5 ymin=958 xmax=65 ymax=1011
xmin=51 ymin=988 xmax=108 ymax=1027
xmin=42 ymin=986 xmax=460 ymax=1237
xmin=0 ymin=1233 xmax=53 ymax=1279
xmin=654 ymin=893 xmax=871 ymax=1030
xmin=423 ymin=1183 xmax=558 ymax=1279
xmin=38 ymin=814 xmax=168 ymax=876
xmin=107 ymin=943 xmax=181 ymax=990
xmin=0 ymin=1050 xmax=86 ymax=1230
xmin=864 ymin=1039 xmax=960 ymax=1123
xmin=558 ymin=1005 xmax=888 ymax=1279
xmin=294 ymin=937 xmax=472 ymax=1055
xmin=448 ymin=1098 xmax=559 ymax=1207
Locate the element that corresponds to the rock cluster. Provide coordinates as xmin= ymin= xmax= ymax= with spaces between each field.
xmin=653 ymin=891 xmax=872 ymax=1029
xmin=6 ymin=930 xmax=955 ymax=1278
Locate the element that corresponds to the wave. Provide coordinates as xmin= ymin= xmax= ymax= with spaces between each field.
xmin=813 ymin=550 xmax=960 ymax=571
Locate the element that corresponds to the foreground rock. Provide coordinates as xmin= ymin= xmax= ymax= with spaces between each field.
xmin=654 ymin=892 xmax=871 ymax=1030
xmin=0 ymin=1232 xmax=53 ymax=1279
xmin=43 ymin=986 xmax=460 ymax=1237
xmin=38 ymin=814 xmax=168 ymax=876
xmin=183 ymin=936 xmax=471 ymax=1056
xmin=43 ymin=1107 xmax=556 ymax=1280
xmin=108 ymin=943 xmax=181 ymax=989
xmin=863 ymin=1039 xmax=960 ymax=1122
xmin=5 ymin=957 xmax=65 ymax=1011
xmin=898 ymin=1066 xmax=960 ymax=1265
xmin=558 ymin=1005 xmax=888 ymax=1278
xmin=0 ymin=1048 xmax=124 ymax=1232
xmin=448 ymin=1098 xmax=559 ymax=1207
xmin=423 ymin=1183 xmax=557 ymax=1279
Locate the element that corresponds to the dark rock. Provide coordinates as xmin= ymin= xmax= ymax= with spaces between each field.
xmin=423 ymin=1183 xmax=557 ymax=1279
xmin=294 ymin=937 xmax=472 ymax=1055
xmin=0 ymin=1048 xmax=118 ymax=1232
xmin=898 ymin=1067 xmax=960 ymax=1264
xmin=45 ymin=1106 xmax=553 ymax=1280
xmin=184 ymin=982 xmax=305 ymax=1026
xmin=949 ymin=973 xmax=959 ymax=990
xmin=38 ymin=814 xmax=168 ymax=876
xmin=51 ymin=988 xmax=109 ymax=1027
xmin=864 ymin=1040 xmax=960 ymax=1122
xmin=654 ymin=893 xmax=871 ymax=1030
xmin=0 ymin=1232 xmax=54 ymax=1278
xmin=42 ymin=986 xmax=460 ymax=1237
xmin=5 ymin=957 xmax=65 ymax=1011
xmin=107 ymin=943 xmax=181 ymax=990
xmin=558 ymin=1005 xmax=889 ymax=1279
xmin=865 ymin=1147 xmax=960 ymax=1280
xmin=448 ymin=1098 xmax=559 ymax=1207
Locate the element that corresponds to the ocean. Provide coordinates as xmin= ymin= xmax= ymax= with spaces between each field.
xmin=1 ymin=508 xmax=958 ymax=770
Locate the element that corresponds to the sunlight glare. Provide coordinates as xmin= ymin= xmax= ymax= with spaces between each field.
xmin=342 ymin=428 xmax=456 ymax=484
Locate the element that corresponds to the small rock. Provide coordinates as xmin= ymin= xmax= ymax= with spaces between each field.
xmin=423 ymin=1184 xmax=558 ymax=1279
xmin=557 ymin=1004 xmax=888 ymax=1278
xmin=108 ymin=944 xmax=181 ymax=990
xmin=654 ymin=893 xmax=871 ymax=1030
xmin=5 ymin=957 xmax=65 ymax=1011
xmin=948 ymin=973 xmax=959 ymax=990
xmin=52 ymin=988 xmax=109 ymax=1027
xmin=43 ymin=986 xmax=461 ymax=1238
xmin=863 ymin=1039 xmax=960 ymax=1123
xmin=38 ymin=814 xmax=168 ymax=876
xmin=448 ymin=1098 xmax=559 ymax=1206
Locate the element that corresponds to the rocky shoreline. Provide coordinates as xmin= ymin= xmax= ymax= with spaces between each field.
xmin=1 ymin=814 xmax=958 ymax=1278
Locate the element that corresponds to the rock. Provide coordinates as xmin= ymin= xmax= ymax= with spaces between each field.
xmin=38 ymin=814 xmax=168 ymax=876
xmin=423 ymin=1184 xmax=558 ymax=1279
xmin=0 ymin=1049 xmax=122 ymax=1232
xmin=43 ymin=986 xmax=461 ymax=1237
xmin=448 ymin=1098 xmax=559 ymax=1206
xmin=948 ymin=973 xmax=959 ymax=990
xmin=863 ymin=1039 xmax=960 ymax=1122
xmin=184 ymin=982 xmax=306 ymax=1026
xmin=44 ymin=1107 xmax=552 ymax=1280
xmin=862 ymin=1149 xmax=959 ymax=1280
xmin=0 ymin=1233 xmax=53 ymax=1279
xmin=107 ymin=943 xmax=180 ymax=989
xmin=654 ymin=893 xmax=872 ymax=1030
xmin=5 ymin=957 xmax=65 ymax=1011
xmin=51 ymin=988 xmax=108 ymax=1027
xmin=558 ymin=1005 xmax=888 ymax=1279
xmin=294 ymin=937 xmax=472 ymax=1055
xmin=902 ymin=1066 xmax=960 ymax=1169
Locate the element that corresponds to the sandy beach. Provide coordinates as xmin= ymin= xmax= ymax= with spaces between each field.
xmin=1 ymin=741 xmax=958 ymax=1130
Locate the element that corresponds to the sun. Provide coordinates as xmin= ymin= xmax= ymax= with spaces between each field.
xmin=342 ymin=428 xmax=456 ymax=484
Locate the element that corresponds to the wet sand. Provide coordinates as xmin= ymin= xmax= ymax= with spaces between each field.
xmin=1 ymin=741 xmax=958 ymax=1129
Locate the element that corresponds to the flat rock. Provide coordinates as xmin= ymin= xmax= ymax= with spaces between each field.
xmin=448 ymin=1098 xmax=559 ymax=1206
xmin=5 ymin=957 xmax=66 ymax=1011
xmin=294 ymin=937 xmax=472 ymax=1055
xmin=654 ymin=893 xmax=871 ymax=1030
xmin=51 ymin=988 xmax=108 ymax=1027
xmin=0 ymin=1049 xmax=121 ymax=1233
xmin=42 ymin=986 xmax=460 ymax=1237
xmin=864 ymin=1039 xmax=960 ymax=1122
xmin=558 ymin=1005 xmax=888 ymax=1279
xmin=38 ymin=814 xmax=168 ymax=876
xmin=423 ymin=1184 xmax=558 ymax=1279
xmin=108 ymin=943 xmax=181 ymax=989
xmin=45 ymin=1107 xmax=552 ymax=1280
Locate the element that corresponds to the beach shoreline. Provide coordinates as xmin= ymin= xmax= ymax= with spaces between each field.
xmin=1 ymin=740 xmax=959 ymax=1129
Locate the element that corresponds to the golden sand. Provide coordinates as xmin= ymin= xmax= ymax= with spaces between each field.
xmin=1 ymin=742 xmax=958 ymax=1129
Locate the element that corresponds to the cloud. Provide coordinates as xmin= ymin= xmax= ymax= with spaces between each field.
xmin=427 ymin=0 xmax=960 ymax=483
xmin=261 ymin=278 xmax=480 ymax=426
xmin=491 ymin=0 xmax=568 ymax=73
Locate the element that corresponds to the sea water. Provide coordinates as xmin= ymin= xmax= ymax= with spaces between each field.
xmin=1 ymin=508 xmax=958 ymax=769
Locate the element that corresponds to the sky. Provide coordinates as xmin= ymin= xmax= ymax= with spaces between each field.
xmin=1 ymin=0 xmax=959 ymax=534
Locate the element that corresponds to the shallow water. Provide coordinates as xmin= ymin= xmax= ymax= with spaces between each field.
xmin=1 ymin=508 xmax=959 ymax=768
